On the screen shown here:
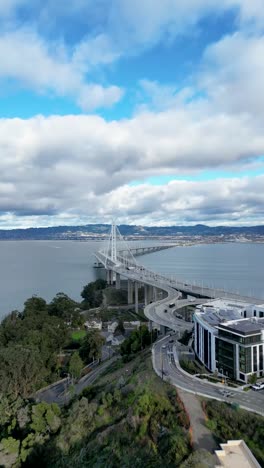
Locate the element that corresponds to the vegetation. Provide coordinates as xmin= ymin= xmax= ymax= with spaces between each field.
xmin=179 ymin=359 xmax=206 ymax=375
xmin=69 ymin=353 xmax=84 ymax=380
xmin=203 ymin=400 xmax=264 ymax=465
xmin=0 ymin=352 xmax=194 ymax=467
xmin=79 ymin=330 xmax=105 ymax=364
xmin=103 ymin=288 xmax=128 ymax=306
xmin=0 ymin=398 xmax=61 ymax=467
xmin=0 ymin=297 xmax=70 ymax=398
xmin=178 ymin=330 xmax=192 ymax=346
xmin=81 ymin=279 xmax=107 ymax=308
xmin=0 ymin=280 xmax=110 ymax=401
xmin=71 ymin=330 xmax=86 ymax=342
xmin=120 ymin=325 xmax=157 ymax=361
xmin=248 ymin=373 xmax=258 ymax=385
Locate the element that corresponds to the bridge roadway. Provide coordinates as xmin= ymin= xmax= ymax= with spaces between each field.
xmin=96 ymin=249 xmax=263 ymax=304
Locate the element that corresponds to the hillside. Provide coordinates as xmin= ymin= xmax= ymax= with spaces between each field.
xmin=1 ymin=223 xmax=264 ymax=240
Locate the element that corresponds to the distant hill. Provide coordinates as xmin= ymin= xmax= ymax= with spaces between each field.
xmin=1 ymin=223 xmax=264 ymax=240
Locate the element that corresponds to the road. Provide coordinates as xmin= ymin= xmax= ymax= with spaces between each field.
xmin=153 ymin=335 xmax=264 ymax=417
xmin=35 ymin=356 xmax=117 ymax=405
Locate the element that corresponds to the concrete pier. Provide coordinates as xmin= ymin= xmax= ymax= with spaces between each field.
xmin=135 ymin=282 xmax=139 ymax=313
xmin=128 ymin=279 xmax=133 ymax=304
xmin=116 ymin=272 xmax=121 ymax=289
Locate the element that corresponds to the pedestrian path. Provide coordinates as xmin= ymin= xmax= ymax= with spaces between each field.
xmin=177 ymin=388 xmax=217 ymax=453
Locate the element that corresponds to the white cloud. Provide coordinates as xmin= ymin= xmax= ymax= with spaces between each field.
xmin=0 ymin=111 xmax=264 ymax=227
xmin=201 ymin=33 xmax=264 ymax=117
xmin=0 ymin=28 xmax=123 ymax=110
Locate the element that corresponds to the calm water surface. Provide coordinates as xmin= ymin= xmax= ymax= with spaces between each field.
xmin=0 ymin=241 xmax=263 ymax=319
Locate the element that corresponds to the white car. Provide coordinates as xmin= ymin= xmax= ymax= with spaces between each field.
xmin=252 ymin=382 xmax=264 ymax=391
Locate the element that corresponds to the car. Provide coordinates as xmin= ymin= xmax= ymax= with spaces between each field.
xmin=169 ymin=339 xmax=174 ymax=343
xmin=162 ymin=345 xmax=167 ymax=349
xmin=252 ymin=382 xmax=264 ymax=391
xmin=164 ymin=309 xmax=167 ymax=313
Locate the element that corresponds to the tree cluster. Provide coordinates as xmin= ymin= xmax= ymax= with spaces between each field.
xmin=0 ymin=296 xmax=72 ymax=399
xmin=0 ymin=398 xmax=61 ymax=467
xmin=81 ymin=279 xmax=107 ymax=309
xmin=120 ymin=325 xmax=156 ymax=361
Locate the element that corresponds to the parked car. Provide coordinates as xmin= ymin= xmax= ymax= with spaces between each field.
xmin=252 ymin=382 xmax=264 ymax=391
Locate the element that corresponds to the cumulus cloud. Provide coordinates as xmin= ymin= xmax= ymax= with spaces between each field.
xmin=0 ymin=28 xmax=123 ymax=110
xmin=201 ymin=33 xmax=264 ymax=117
xmin=99 ymin=176 xmax=264 ymax=225
xmin=0 ymin=110 xmax=264 ymax=227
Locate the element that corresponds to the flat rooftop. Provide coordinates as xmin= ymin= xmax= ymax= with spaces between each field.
xmin=195 ymin=299 xmax=260 ymax=329
xmin=215 ymin=440 xmax=261 ymax=468
xmin=218 ymin=318 xmax=264 ymax=336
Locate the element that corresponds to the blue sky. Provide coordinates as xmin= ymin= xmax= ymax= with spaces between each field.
xmin=1 ymin=0 xmax=264 ymax=228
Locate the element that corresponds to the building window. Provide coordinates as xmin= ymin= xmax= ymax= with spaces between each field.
xmin=260 ymin=311 xmax=264 ymax=318
xmin=196 ymin=322 xmax=200 ymax=355
xmin=204 ymin=329 xmax=209 ymax=367
xmin=253 ymin=346 xmax=258 ymax=372
xmin=239 ymin=346 xmax=252 ymax=374
xmin=259 ymin=345 xmax=263 ymax=371
xmin=239 ymin=373 xmax=245 ymax=381
xmin=253 ymin=310 xmax=256 ymax=317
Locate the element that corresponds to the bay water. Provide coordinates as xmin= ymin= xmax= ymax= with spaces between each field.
xmin=0 ymin=240 xmax=263 ymax=319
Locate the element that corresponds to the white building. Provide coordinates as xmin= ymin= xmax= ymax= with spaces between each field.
xmin=107 ymin=321 xmax=119 ymax=333
xmin=84 ymin=319 xmax=102 ymax=330
xmin=215 ymin=440 xmax=261 ymax=467
xmin=193 ymin=299 xmax=264 ymax=383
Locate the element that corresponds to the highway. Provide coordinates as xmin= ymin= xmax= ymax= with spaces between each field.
xmin=153 ymin=335 xmax=264 ymax=417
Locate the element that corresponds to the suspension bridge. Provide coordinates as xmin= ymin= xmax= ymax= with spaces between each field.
xmin=95 ymin=221 xmax=263 ymax=331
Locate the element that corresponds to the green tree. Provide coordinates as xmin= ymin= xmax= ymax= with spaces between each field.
xmin=69 ymin=352 xmax=83 ymax=380
xmin=180 ymin=449 xmax=216 ymax=467
xmin=79 ymin=330 xmax=105 ymax=364
xmin=0 ymin=311 xmax=22 ymax=347
xmin=24 ymin=296 xmax=47 ymax=317
xmin=248 ymin=373 xmax=257 ymax=385
xmin=0 ymin=345 xmax=47 ymax=398
xmin=81 ymin=279 xmax=107 ymax=308
xmin=48 ymin=292 xmax=78 ymax=321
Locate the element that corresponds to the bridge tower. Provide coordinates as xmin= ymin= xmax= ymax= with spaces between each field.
xmin=110 ymin=220 xmax=117 ymax=263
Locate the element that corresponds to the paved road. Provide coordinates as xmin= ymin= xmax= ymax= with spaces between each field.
xmin=36 ymin=357 xmax=117 ymax=405
xmin=153 ymin=336 xmax=264 ymax=417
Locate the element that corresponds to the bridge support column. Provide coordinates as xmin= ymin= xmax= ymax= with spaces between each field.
xmin=107 ymin=269 xmax=113 ymax=285
xmin=135 ymin=282 xmax=139 ymax=314
xmin=144 ymin=284 xmax=149 ymax=306
xmin=128 ymin=280 xmax=133 ymax=304
xmin=153 ymin=287 xmax=158 ymax=301
xmin=146 ymin=285 xmax=153 ymax=303
xmin=115 ymin=273 xmax=120 ymax=290
xmin=160 ymin=325 xmax=166 ymax=336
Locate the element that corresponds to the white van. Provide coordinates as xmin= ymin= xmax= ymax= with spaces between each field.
xmin=252 ymin=382 xmax=264 ymax=391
